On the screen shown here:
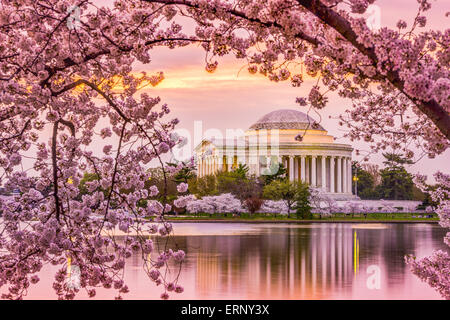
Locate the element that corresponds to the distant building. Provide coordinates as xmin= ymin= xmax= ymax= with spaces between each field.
xmin=194 ymin=109 xmax=356 ymax=199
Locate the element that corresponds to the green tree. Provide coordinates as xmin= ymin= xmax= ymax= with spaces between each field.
xmin=352 ymin=162 xmax=377 ymax=199
xmin=412 ymin=185 xmax=426 ymax=201
xmin=233 ymin=163 xmax=249 ymax=179
xmin=216 ymin=164 xmax=256 ymax=195
xmin=375 ymin=153 xmax=414 ymax=200
xmin=260 ymin=162 xmax=287 ymax=185
xmin=216 ymin=170 xmax=242 ymax=194
xmin=293 ymin=182 xmax=312 ymax=219
xmin=167 ymin=161 xmax=196 ymax=184
xmin=417 ymin=191 xmax=437 ymax=210
xmin=187 ymin=174 xmax=218 ymax=197
xmin=263 ymin=180 xmax=309 ymax=218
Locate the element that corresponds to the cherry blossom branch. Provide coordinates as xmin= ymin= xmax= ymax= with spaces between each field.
xmin=51 ymin=118 xmax=75 ymax=222
xmin=143 ymin=0 xmax=450 ymax=140
xmin=39 ymin=37 xmax=209 ymax=88
xmin=293 ymin=0 xmax=450 ymax=139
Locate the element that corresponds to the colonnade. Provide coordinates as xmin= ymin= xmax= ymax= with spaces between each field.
xmin=198 ymin=155 xmax=233 ymax=177
xmin=197 ymin=154 xmax=352 ymax=194
xmin=282 ymin=155 xmax=352 ymax=194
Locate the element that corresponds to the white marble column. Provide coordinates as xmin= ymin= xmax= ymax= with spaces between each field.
xmin=208 ymin=156 xmax=212 ymax=174
xmin=305 ymin=157 xmax=310 ymax=184
xmin=294 ymin=157 xmax=299 ymax=181
xmin=209 ymin=157 xmax=212 ymax=175
xmin=289 ymin=156 xmax=294 ymax=182
xmin=347 ymin=157 xmax=351 ymax=193
xmin=255 ymin=154 xmax=260 ymax=176
xmin=199 ymin=159 xmax=203 ymax=177
xmin=300 ymin=156 xmax=306 ymax=183
xmin=210 ymin=157 xmax=213 ymax=175
xmin=348 ymin=158 xmax=352 ymax=193
xmin=330 ymin=156 xmax=335 ymax=193
xmin=337 ymin=156 xmax=342 ymax=193
xmin=311 ymin=156 xmax=317 ymax=187
xmin=321 ymin=156 xmax=326 ymax=191
xmin=342 ymin=158 xmax=347 ymax=194
xmin=203 ymin=158 xmax=206 ymax=176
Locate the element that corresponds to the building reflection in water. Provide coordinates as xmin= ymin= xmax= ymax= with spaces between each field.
xmin=14 ymin=222 xmax=448 ymax=299
xmin=174 ymin=223 xmax=447 ymax=300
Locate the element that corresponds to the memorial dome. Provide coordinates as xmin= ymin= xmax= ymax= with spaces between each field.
xmin=249 ymin=109 xmax=325 ymax=131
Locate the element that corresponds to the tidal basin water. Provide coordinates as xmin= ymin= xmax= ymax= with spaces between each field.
xmin=25 ymin=222 xmax=448 ymax=300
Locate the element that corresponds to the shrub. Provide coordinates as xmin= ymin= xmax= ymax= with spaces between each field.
xmin=243 ymin=197 xmax=264 ymax=215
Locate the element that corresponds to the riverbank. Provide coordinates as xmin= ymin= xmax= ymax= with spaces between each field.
xmin=166 ymin=219 xmax=439 ymax=223
xmin=165 ymin=213 xmax=439 ymax=223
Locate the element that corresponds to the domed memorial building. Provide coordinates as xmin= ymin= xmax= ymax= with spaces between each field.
xmin=194 ymin=109 xmax=355 ymax=199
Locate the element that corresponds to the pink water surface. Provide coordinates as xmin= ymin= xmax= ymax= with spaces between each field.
xmin=14 ymin=222 xmax=448 ymax=300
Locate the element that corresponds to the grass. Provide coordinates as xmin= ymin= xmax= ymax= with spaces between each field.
xmin=165 ymin=212 xmax=439 ymax=222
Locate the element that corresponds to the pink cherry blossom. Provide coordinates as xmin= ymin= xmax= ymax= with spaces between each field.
xmin=177 ymin=183 xmax=188 ymax=193
xmin=406 ymin=172 xmax=450 ymax=299
xmin=0 ymin=0 xmax=448 ymax=301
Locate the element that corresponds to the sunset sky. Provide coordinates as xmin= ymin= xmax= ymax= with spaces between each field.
xmin=131 ymin=0 xmax=449 ymax=182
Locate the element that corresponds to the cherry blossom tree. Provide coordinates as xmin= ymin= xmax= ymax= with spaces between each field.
xmin=183 ymin=193 xmax=244 ymax=215
xmin=0 ymin=0 xmax=208 ymax=299
xmin=260 ymin=200 xmax=289 ymax=215
xmin=310 ymin=191 xmax=339 ymax=217
xmin=1 ymin=0 xmax=449 ymax=300
xmin=140 ymin=0 xmax=449 ymax=297
xmin=406 ymin=172 xmax=450 ymax=300
xmin=143 ymin=0 xmax=449 ymax=160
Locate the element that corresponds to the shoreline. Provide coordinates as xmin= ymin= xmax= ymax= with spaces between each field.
xmin=166 ymin=219 xmax=440 ymax=224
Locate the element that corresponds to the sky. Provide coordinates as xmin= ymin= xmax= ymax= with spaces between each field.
xmin=131 ymin=0 xmax=450 ymax=182
xmin=12 ymin=0 xmax=448 ymax=183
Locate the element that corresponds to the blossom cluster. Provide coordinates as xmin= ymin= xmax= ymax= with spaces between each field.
xmin=406 ymin=172 xmax=450 ymax=299
xmin=0 ymin=0 xmax=448 ymax=300
xmin=0 ymin=0 xmax=199 ymax=299
xmin=181 ymin=194 xmax=245 ymax=214
xmin=152 ymin=0 xmax=449 ymax=160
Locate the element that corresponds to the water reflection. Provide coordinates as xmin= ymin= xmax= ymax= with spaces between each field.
xmin=22 ymin=223 xmax=448 ymax=299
